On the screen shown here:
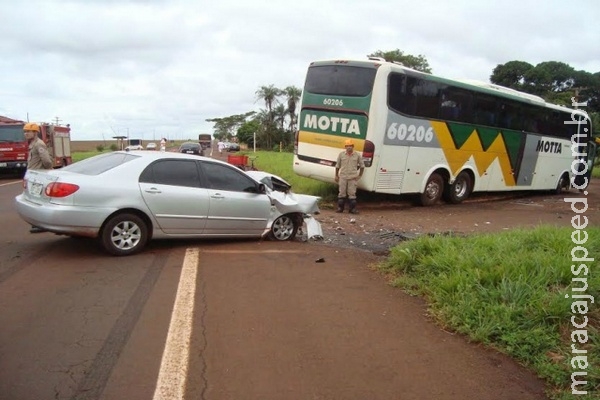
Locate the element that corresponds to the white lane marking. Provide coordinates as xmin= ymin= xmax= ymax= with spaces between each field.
xmin=0 ymin=180 xmax=22 ymax=187
xmin=153 ymin=248 xmax=199 ymax=400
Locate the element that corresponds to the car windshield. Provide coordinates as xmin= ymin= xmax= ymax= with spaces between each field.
xmin=63 ymin=152 xmax=138 ymax=175
xmin=181 ymin=143 xmax=199 ymax=149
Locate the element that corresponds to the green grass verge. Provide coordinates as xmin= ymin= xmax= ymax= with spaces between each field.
xmin=240 ymin=150 xmax=338 ymax=200
xmin=378 ymin=226 xmax=599 ymax=399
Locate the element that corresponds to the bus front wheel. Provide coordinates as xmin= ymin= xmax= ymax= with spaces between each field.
xmin=420 ymin=173 xmax=444 ymax=206
xmin=443 ymin=171 xmax=473 ymax=204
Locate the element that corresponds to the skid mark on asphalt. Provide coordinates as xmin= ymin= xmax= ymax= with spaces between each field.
xmin=0 ymin=242 xmax=57 ymax=285
xmin=70 ymin=253 xmax=167 ymax=400
xmin=200 ymin=249 xmax=306 ymax=254
xmin=153 ymin=248 xmax=199 ymax=400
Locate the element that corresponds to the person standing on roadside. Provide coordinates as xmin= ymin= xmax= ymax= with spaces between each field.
xmin=24 ymin=123 xmax=53 ymax=171
xmin=23 ymin=123 xmax=53 ymax=233
xmin=334 ymin=139 xmax=364 ymax=214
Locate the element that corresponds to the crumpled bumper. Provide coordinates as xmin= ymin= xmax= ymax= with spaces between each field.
xmin=264 ymin=191 xmax=323 ymax=240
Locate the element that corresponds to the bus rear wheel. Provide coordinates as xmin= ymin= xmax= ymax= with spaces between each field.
xmin=443 ymin=171 xmax=473 ymax=204
xmin=419 ymin=173 xmax=444 ymax=206
xmin=553 ymin=173 xmax=570 ymax=194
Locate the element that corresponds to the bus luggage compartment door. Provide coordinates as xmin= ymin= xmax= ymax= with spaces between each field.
xmin=374 ymin=146 xmax=409 ymax=194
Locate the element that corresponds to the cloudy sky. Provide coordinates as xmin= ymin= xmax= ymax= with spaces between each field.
xmin=1 ymin=0 xmax=599 ymax=141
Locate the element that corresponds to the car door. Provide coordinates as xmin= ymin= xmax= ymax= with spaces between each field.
xmin=139 ymin=159 xmax=210 ymax=235
xmin=199 ymin=161 xmax=272 ymax=236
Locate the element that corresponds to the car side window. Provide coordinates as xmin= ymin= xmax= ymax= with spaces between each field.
xmin=200 ymin=162 xmax=259 ymax=193
xmin=139 ymin=160 xmax=201 ymax=188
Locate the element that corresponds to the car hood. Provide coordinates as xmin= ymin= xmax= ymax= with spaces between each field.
xmin=267 ymin=190 xmax=320 ymax=215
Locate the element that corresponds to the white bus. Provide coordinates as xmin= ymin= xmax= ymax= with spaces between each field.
xmin=293 ymin=58 xmax=595 ymax=205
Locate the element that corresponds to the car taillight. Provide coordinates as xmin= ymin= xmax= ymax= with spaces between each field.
xmin=45 ymin=182 xmax=80 ymax=198
xmin=362 ymin=140 xmax=375 ymax=167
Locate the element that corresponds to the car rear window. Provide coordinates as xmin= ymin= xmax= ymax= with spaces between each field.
xmin=62 ymin=152 xmax=138 ymax=175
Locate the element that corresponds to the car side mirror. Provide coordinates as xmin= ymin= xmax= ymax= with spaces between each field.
xmin=258 ymin=183 xmax=267 ymax=194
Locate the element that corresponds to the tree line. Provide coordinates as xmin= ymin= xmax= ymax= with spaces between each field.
xmin=206 ymin=49 xmax=600 ymax=150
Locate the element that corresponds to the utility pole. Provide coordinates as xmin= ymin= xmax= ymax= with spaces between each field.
xmin=53 ymin=116 xmax=62 ymax=126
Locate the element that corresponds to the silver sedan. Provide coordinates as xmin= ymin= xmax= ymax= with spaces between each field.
xmin=15 ymin=151 xmax=321 ymax=256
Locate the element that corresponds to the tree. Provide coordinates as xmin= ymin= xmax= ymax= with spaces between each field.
xmin=283 ymin=86 xmax=302 ymax=133
xmin=206 ymin=112 xmax=255 ymax=141
xmin=255 ymin=85 xmax=281 ymax=123
xmin=368 ymin=49 xmax=432 ymax=73
xmin=491 ymin=60 xmax=600 ymax=116
xmin=252 ymin=110 xmax=277 ymax=150
xmin=490 ymin=60 xmax=534 ymax=90
xmin=237 ymin=119 xmax=260 ymax=148
xmin=273 ymin=104 xmax=287 ymax=132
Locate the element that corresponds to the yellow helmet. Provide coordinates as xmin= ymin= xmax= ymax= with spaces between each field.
xmin=24 ymin=122 xmax=40 ymax=132
xmin=344 ymin=139 xmax=354 ymax=147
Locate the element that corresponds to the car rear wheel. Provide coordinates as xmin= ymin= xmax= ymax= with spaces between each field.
xmin=270 ymin=214 xmax=299 ymax=241
xmin=100 ymin=213 xmax=148 ymax=256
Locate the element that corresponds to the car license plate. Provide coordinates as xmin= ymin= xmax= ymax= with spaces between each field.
xmin=186 ymin=150 xmax=193 ymax=153
xmin=0 ymin=163 xmax=6 ymax=167
xmin=30 ymin=182 xmax=43 ymax=197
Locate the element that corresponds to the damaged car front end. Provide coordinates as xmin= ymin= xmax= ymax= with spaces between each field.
xmin=247 ymin=171 xmax=323 ymax=241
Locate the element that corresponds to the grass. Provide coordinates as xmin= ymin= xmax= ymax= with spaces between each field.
xmin=378 ymin=226 xmax=600 ymax=399
xmin=239 ymin=150 xmax=338 ymax=200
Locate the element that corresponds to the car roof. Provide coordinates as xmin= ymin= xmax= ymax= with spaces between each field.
xmin=117 ymin=150 xmax=232 ymax=165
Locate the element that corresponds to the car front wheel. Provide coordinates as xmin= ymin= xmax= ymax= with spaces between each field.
xmin=270 ymin=214 xmax=299 ymax=241
xmin=100 ymin=213 xmax=148 ymax=256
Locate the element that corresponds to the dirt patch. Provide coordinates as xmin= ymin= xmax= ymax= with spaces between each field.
xmin=305 ymin=181 xmax=599 ymax=255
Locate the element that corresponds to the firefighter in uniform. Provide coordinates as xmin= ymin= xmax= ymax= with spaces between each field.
xmin=23 ymin=123 xmax=53 ymax=233
xmin=24 ymin=123 xmax=53 ymax=170
xmin=334 ymin=139 xmax=365 ymax=214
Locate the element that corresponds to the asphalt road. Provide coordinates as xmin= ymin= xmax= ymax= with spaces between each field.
xmin=0 ymin=175 xmax=548 ymax=400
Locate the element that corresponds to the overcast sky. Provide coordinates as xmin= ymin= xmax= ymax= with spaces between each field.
xmin=1 ymin=0 xmax=599 ymax=141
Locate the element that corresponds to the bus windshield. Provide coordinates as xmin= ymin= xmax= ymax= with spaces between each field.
xmin=0 ymin=126 xmax=25 ymax=142
xmin=305 ymin=65 xmax=377 ymax=97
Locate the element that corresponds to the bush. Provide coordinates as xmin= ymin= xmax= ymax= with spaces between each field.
xmin=96 ymin=145 xmax=104 ymax=152
xmin=110 ymin=144 xmax=118 ymax=151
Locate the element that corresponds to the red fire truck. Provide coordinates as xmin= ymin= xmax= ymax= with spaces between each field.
xmin=0 ymin=115 xmax=72 ymax=175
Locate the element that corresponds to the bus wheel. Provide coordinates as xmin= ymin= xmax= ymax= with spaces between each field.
xmin=420 ymin=173 xmax=444 ymax=206
xmin=444 ymin=171 xmax=473 ymax=204
xmin=553 ymin=173 xmax=570 ymax=194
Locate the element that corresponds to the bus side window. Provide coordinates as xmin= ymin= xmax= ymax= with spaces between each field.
xmin=388 ymin=73 xmax=417 ymax=115
xmin=440 ymin=87 xmax=472 ymax=123
xmin=414 ymin=80 xmax=442 ymax=119
xmin=498 ymin=101 xmax=522 ymax=131
xmin=522 ymin=105 xmax=543 ymax=133
xmin=473 ymin=94 xmax=498 ymax=127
